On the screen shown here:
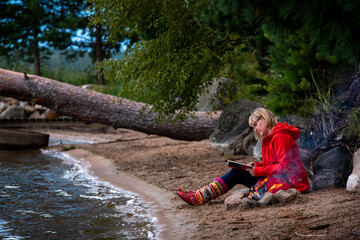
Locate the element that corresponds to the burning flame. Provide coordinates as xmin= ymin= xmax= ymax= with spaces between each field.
xmin=268 ymin=183 xmax=283 ymax=193
xmin=248 ymin=178 xmax=268 ymax=200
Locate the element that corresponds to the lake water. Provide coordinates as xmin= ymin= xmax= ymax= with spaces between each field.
xmin=0 ymin=139 xmax=158 ymax=240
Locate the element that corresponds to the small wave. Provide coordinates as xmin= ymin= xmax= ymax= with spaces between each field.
xmin=15 ymin=210 xmax=54 ymax=218
xmin=41 ymin=149 xmax=158 ymax=239
xmin=54 ymin=189 xmax=72 ymax=197
xmin=0 ymin=219 xmax=24 ymax=240
xmin=4 ymin=186 xmax=20 ymax=189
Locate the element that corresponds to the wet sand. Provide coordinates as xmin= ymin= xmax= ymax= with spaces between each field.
xmin=66 ymin=149 xmax=195 ymax=240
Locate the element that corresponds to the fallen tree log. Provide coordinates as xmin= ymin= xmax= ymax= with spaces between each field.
xmin=0 ymin=68 xmax=221 ymax=141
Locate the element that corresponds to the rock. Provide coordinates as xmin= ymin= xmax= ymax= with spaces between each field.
xmin=0 ymin=97 xmax=55 ymax=120
xmin=241 ymin=197 xmax=261 ymax=209
xmin=45 ymin=109 xmax=60 ymax=120
xmin=228 ymin=127 xmax=255 ymax=155
xmin=210 ymin=99 xmax=262 ymax=156
xmin=0 ymin=106 xmax=26 ymax=119
xmin=195 ymin=78 xmax=219 ymax=111
xmin=346 ymin=148 xmax=360 ymax=192
xmin=28 ymin=111 xmax=42 ymax=120
xmin=242 ymin=131 xmax=258 ymax=156
xmin=278 ymin=114 xmax=307 ymax=131
xmin=19 ymin=101 xmax=29 ymax=107
xmin=237 ymin=187 xmax=250 ymax=195
xmin=312 ymin=146 xmax=353 ymax=190
xmin=274 ymin=189 xmax=297 ymax=202
xmin=34 ymin=104 xmax=47 ymax=113
xmin=195 ymin=78 xmax=237 ymax=111
xmin=286 ymin=188 xmax=301 ymax=197
xmin=224 ymin=189 xmax=248 ymax=210
xmin=24 ymin=105 xmax=35 ymax=115
xmin=0 ymin=96 xmax=18 ymax=106
xmin=258 ymin=192 xmax=279 ymax=205
xmin=0 ymin=102 xmax=9 ymax=113
xmin=253 ymin=139 xmax=262 ymax=160
xmin=38 ymin=113 xmax=47 ymax=120
xmin=347 ymin=175 xmax=360 ymax=192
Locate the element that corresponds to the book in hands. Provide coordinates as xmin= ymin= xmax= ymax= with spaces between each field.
xmin=227 ymin=160 xmax=254 ymax=170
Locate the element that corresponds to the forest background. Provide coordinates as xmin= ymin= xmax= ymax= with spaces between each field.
xmin=1 ymin=0 xmax=360 ymax=121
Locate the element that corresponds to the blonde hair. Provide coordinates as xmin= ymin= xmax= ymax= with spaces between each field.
xmin=249 ymin=108 xmax=278 ymax=139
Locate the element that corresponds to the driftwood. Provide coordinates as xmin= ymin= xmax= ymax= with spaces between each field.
xmin=0 ymin=68 xmax=220 ymax=141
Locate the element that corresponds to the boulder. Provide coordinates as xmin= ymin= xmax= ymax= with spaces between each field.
xmin=0 ymin=97 xmax=60 ymax=121
xmin=0 ymin=106 xmax=26 ymax=119
xmin=210 ymin=99 xmax=261 ymax=156
xmin=29 ymin=111 xmax=44 ymax=120
xmin=34 ymin=104 xmax=47 ymax=113
xmin=274 ymin=189 xmax=300 ymax=202
xmin=312 ymin=146 xmax=353 ymax=190
xmin=19 ymin=101 xmax=29 ymax=107
xmin=225 ymin=188 xmax=301 ymax=210
xmin=258 ymin=192 xmax=278 ymax=205
xmin=241 ymin=197 xmax=260 ymax=209
xmin=225 ymin=191 xmax=247 ymax=210
xmin=224 ymin=188 xmax=250 ymax=210
xmin=253 ymin=139 xmax=262 ymax=161
xmin=278 ymin=114 xmax=307 ymax=131
xmin=195 ymin=77 xmax=237 ymax=111
xmin=24 ymin=105 xmax=35 ymax=115
xmin=0 ymin=102 xmax=9 ymax=113
xmin=346 ymin=148 xmax=360 ymax=192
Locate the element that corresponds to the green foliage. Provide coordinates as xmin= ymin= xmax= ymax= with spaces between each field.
xmin=62 ymin=145 xmax=76 ymax=151
xmin=216 ymin=44 xmax=267 ymax=105
xmin=263 ymin=30 xmax=342 ymax=116
xmin=89 ymin=0 xmax=234 ymax=117
xmin=86 ymin=0 xmax=360 ymax=118
xmin=42 ymin=66 xmax=98 ymax=86
xmin=342 ymin=108 xmax=360 ymax=144
xmin=195 ymin=0 xmax=360 ymax=116
xmin=1 ymin=56 xmax=98 ymax=87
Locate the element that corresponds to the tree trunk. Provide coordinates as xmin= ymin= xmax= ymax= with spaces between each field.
xmin=95 ymin=26 xmax=105 ymax=85
xmin=34 ymin=30 xmax=41 ymax=76
xmin=0 ymin=68 xmax=220 ymax=141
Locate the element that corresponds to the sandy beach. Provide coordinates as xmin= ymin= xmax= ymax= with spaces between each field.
xmin=41 ymin=124 xmax=360 ymax=239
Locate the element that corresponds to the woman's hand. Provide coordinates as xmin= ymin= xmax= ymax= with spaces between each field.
xmin=247 ymin=167 xmax=255 ymax=176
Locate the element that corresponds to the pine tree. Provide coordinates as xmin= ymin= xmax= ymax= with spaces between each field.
xmin=0 ymin=0 xmax=85 ymax=76
xmin=195 ymin=0 xmax=360 ymax=115
xmin=196 ymin=0 xmax=360 ymax=67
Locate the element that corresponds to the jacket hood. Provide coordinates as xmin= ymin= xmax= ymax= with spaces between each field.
xmin=265 ymin=122 xmax=300 ymax=141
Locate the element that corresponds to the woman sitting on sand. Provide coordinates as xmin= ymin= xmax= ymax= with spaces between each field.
xmin=177 ymin=108 xmax=310 ymax=205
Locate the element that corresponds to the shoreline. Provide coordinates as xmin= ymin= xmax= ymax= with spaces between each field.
xmin=34 ymin=126 xmax=360 ymax=239
xmin=65 ymin=148 xmax=195 ymax=240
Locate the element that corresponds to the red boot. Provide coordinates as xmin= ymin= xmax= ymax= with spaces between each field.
xmin=176 ymin=188 xmax=198 ymax=206
xmin=176 ymin=178 xmax=228 ymax=206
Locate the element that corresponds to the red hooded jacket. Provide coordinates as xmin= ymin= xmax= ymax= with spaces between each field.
xmin=253 ymin=122 xmax=310 ymax=194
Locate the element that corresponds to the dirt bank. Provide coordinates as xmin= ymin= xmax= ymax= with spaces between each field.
xmin=41 ymin=125 xmax=360 ymax=240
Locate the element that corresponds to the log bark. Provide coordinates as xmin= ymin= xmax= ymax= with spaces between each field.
xmin=0 ymin=68 xmax=221 ymax=141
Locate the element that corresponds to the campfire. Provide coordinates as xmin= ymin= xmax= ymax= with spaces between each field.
xmin=248 ymin=178 xmax=268 ymax=200
xmin=269 ymin=183 xmax=283 ymax=193
xmin=248 ymin=178 xmax=284 ymax=200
